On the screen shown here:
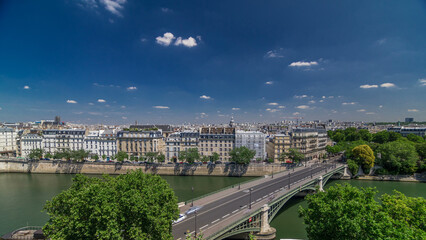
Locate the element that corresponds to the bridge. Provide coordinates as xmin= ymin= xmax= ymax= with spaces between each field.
xmin=172 ymin=162 xmax=349 ymax=240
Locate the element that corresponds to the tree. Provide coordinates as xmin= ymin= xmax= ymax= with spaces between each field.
xmin=229 ymin=146 xmax=256 ymax=165
xmin=345 ymin=132 xmax=362 ymax=142
xmin=156 ymin=153 xmax=165 ymax=163
xmin=201 ymin=156 xmax=209 ymax=163
xmin=116 ymin=151 xmax=128 ymax=162
xmin=210 ymin=152 xmax=220 ymax=163
xmin=325 ymin=145 xmax=342 ymax=155
xmin=28 ymin=148 xmax=43 ymax=160
xmin=299 ymin=184 xmax=426 ymax=240
xmin=179 ymin=148 xmax=200 ymax=164
xmin=145 ymin=152 xmax=158 ymax=163
xmin=358 ymin=129 xmax=373 ymax=142
xmin=346 ymin=159 xmax=358 ymax=175
xmin=71 ymin=149 xmax=90 ymax=162
xmin=43 ymin=170 xmax=179 ymax=239
xmin=44 ymin=152 xmax=53 ymax=159
xmin=376 ymin=141 xmax=419 ymax=174
xmin=102 ymin=154 xmax=107 ymax=161
xmin=331 ymin=132 xmax=345 ymax=143
xmin=407 ymin=133 xmax=424 ymax=143
xmin=372 ymin=131 xmax=389 ymax=144
xmin=351 ymin=145 xmax=375 ymax=172
xmin=388 ymin=131 xmax=402 ymax=142
xmin=93 ymin=154 xmax=99 ymax=161
xmin=284 ymin=148 xmax=304 ymax=164
xmin=54 ymin=149 xmax=72 ymax=161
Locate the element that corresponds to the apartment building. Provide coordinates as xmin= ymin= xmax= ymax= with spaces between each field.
xmin=20 ymin=133 xmax=43 ymax=158
xmin=199 ymin=127 xmax=235 ymax=161
xmin=84 ymin=130 xmax=117 ymax=159
xmin=266 ymin=133 xmax=291 ymax=162
xmin=0 ymin=127 xmax=17 ymax=156
xmin=165 ymin=132 xmax=181 ymax=162
xmin=42 ymin=129 xmax=86 ymax=154
xmin=235 ymin=130 xmax=266 ymax=161
xmin=291 ymin=128 xmax=327 ymax=161
xmin=117 ymin=130 xmax=165 ymax=158
xmin=388 ymin=127 xmax=426 ymax=137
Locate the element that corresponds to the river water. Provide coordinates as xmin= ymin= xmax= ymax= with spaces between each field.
xmin=0 ymin=173 xmax=424 ymax=239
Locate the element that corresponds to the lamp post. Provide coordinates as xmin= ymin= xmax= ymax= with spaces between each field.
xmin=288 ymin=172 xmax=291 ymax=189
xmin=248 ymin=188 xmax=253 ymax=209
xmin=191 ymin=186 xmax=194 ymax=207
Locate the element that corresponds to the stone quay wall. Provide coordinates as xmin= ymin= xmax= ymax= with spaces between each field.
xmin=0 ymin=160 xmax=288 ymax=177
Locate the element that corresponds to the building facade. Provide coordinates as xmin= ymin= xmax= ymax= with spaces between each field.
xmin=235 ymin=130 xmax=266 ymax=161
xmin=117 ymin=130 xmax=165 ymax=159
xmin=20 ymin=134 xmax=43 ymax=158
xmin=266 ymin=134 xmax=291 ymax=163
xmin=388 ymin=127 xmax=426 ymax=137
xmin=0 ymin=127 xmax=17 ymax=156
xmin=42 ymin=129 xmax=86 ymax=154
xmin=199 ymin=127 xmax=235 ymax=161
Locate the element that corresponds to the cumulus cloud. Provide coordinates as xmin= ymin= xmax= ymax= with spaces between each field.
xmin=127 ymin=86 xmax=137 ymax=91
xmin=23 ymin=85 xmax=30 ymax=90
xmin=265 ymin=49 xmax=284 ymax=58
xmin=153 ymin=106 xmax=169 ymax=109
xmin=265 ymin=81 xmax=273 ymax=85
xmin=360 ymin=84 xmax=378 ymax=89
xmin=267 ymin=102 xmax=279 ymax=106
xmin=294 ymin=94 xmax=309 ymax=99
xmin=319 ymin=100 xmax=324 ymax=103
xmin=266 ymin=109 xmax=279 ymax=113
xmin=174 ymin=37 xmax=197 ymax=47
xmin=278 ymin=106 xmax=285 ymax=109
xmin=200 ymin=95 xmax=212 ymax=100
xmin=293 ymin=112 xmax=300 ymax=116
xmin=379 ymin=105 xmax=383 ymax=108
xmin=408 ymin=109 xmax=419 ymax=112
xmin=67 ymin=100 xmax=77 ymax=104
xmin=97 ymin=99 xmax=106 ymax=103
xmin=232 ymin=108 xmax=240 ymax=111
xmin=156 ymin=32 xmax=175 ymax=46
xmin=380 ymin=83 xmax=396 ymax=88
xmin=122 ymin=116 xmax=127 ymax=120
xmin=357 ymin=109 xmax=366 ymax=112
xmin=296 ymin=105 xmax=310 ymax=110
xmin=289 ymin=61 xmax=318 ymax=67
xmin=120 ymin=105 xmax=126 ymax=109
xmin=331 ymin=110 xmax=338 ymax=114
xmin=308 ymin=100 xmax=316 ymax=104
xmin=342 ymin=102 xmax=356 ymax=105
xmin=419 ymin=79 xmax=426 ymax=86
xmin=100 ymin=0 xmax=127 ymax=17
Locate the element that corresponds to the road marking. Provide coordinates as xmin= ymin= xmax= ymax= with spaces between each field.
xmin=263 ymin=195 xmax=267 ymax=199
xmin=232 ymin=209 xmax=239 ymax=213
xmin=200 ymin=224 xmax=208 ymax=230
xmin=177 ymin=238 xmax=181 ymax=240
xmin=242 ymin=205 xmax=247 ymax=208
xmin=189 ymin=231 xmax=195 ymax=235
xmin=212 ymin=219 xmax=220 ymax=224
xmin=275 ymin=190 xmax=279 ymax=193
xmin=257 ymin=198 xmax=262 ymax=202
xmin=222 ymin=214 xmax=230 ymax=219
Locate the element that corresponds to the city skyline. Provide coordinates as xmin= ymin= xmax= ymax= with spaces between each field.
xmin=0 ymin=0 xmax=425 ymax=124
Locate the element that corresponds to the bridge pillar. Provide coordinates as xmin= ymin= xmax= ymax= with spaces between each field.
xmin=318 ymin=176 xmax=324 ymax=192
xmin=253 ymin=204 xmax=276 ymax=240
xmin=342 ymin=166 xmax=351 ymax=179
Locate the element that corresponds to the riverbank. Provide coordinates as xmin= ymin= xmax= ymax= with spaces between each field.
xmin=0 ymin=160 xmax=288 ymax=177
xmin=355 ymin=173 xmax=426 ymax=183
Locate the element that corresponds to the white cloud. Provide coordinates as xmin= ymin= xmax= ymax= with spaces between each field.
xmin=360 ymin=84 xmax=378 ymax=89
xmin=88 ymin=112 xmax=102 ymax=116
xmin=289 ymin=61 xmax=318 ymax=67
xmin=174 ymin=36 xmax=198 ymax=48
xmin=379 ymin=105 xmax=383 ymax=108
xmin=357 ymin=109 xmax=366 ymax=112
xmin=419 ymin=79 xmax=426 ymax=86
xmin=278 ymin=106 xmax=285 ymax=109
xmin=120 ymin=105 xmax=126 ymax=109
xmin=0 ymin=107 xmax=2 ymax=110
xmin=377 ymin=38 xmax=387 ymax=45
xmin=161 ymin=7 xmax=171 ymax=13
xmin=408 ymin=109 xmax=419 ymax=112
xmin=294 ymin=94 xmax=309 ymax=99
xmin=366 ymin=112 xmax=375 ymax=115
xmin=88 ymin=103 xmax=94 ymax=105
xmin=232 ymin=108 xmax=240 ymax=111
xmin=293 ymin=112 xmax=300 ymax=116
xmin=140 ymin=38 xmax=148 ymax=42
xmin=331 ymin=110 xmax=338 ymax=114
xmin=265 ymin=50 xmax=283 ymax=58
xmin=100 ymin=0 xmax=127 ymax=17
xmin=199 ymin=112 xmax=208 ymax=118
xmin=67 ymin=100 xmax=77 ymax=104
xmin=267 ymin=102 xmax=279 ymax=106
xmin=308 ymin=100 xmax=315 ymax=104
xmin=380 ymin=82 xmax=396 ymax=88
xmin=122 ymin=116 xmax=127 ymax=120
xmin=266 ymin=109 xmax=279 ymax=113
xmin=73 ymin=112 xmax=83 ymax=115
xmin=319 ymin=100 xmax=324 ymax=103
xmin=265 ymin=81 xmax=273 ymax=85
xmin=342 ymin=102 xmax=356 ymax=105
xmin=156 ymin=32 xmax=175 ymax=46
xmin=127 ymin=86 xmax=137 ymax=91
xmin=23 ymin=85 xmax=30 ymax=90
xmin=153 ymin=106 xmax=169 ymax=109
xmin=200 ymin=95 xmax=212 ymax=100
xmin=328 ymin=96 xmax=334 ymax=99
xmin=97 ymin=99 xmax=106 ymax=103
xmin=296 ymin=105 xmax=310 ymax=110
xmin=321 ymin=96 xmax=326 ymax=99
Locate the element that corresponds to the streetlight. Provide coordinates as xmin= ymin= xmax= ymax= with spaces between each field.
xmin=248 ymin=188 xmax=253 ymax=209
xmin=288 ymin=172 xmax=291 ymax=189
xmin=191 ymin=186 xmax=194 ymax=207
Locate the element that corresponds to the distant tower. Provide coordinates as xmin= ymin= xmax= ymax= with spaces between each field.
xmin=54 ymin=116 xmax=61 ymax=124
xmin=229 ymin=116 xmax=235 ymax=127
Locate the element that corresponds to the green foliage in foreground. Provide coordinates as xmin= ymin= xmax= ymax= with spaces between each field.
xmin=299 ymin=184 xmax=426 ymax=240
xmin=43 ymin=170 xmax=179 ymax=240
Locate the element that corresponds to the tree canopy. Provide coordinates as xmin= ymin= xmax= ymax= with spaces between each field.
xmin=376 ymin=141 xmax=419 ymax=174
xmin=299 ymin=184 xmax=426 ymax=240
xmin=351 ymin=144 xmax=375 ymax=171
xmin=28 ymin=148 xmax=43 ymax=160
xmin=43 ymin=170 xmax=179 ymax=240
xmin=179 ymin=148 xmax=200 ymax=164
xmin=280 ymin=148 xmax=305 ymax=164
xmin=229 ymin=146 xmax=256 ymax=164
xmin=116 ymin=151 xmax=128 ymax=162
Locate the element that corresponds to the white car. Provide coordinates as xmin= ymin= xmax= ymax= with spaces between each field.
xmin=173 ymin=214 xmax=186 ymax=224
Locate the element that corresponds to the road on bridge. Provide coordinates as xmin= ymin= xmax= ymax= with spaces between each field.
xmin=172 ymin=163 xmax=337 ymax=239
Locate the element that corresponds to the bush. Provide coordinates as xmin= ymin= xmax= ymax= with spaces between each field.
xmin=347 ymin=159 xmax=358 ymax=175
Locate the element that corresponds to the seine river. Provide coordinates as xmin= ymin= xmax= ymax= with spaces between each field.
xmin=0 ymin=173 xmax=425 ymax=239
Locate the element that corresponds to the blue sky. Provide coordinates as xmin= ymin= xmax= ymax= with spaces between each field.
xmin=0 ymin=0 xmax=425 ymax=124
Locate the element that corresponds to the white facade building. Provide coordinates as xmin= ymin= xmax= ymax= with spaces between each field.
xmin=98 ymin=130 xmax=116 ymax=159
xmin=42 ymin=129 xmax=85 ymax=154
xmin=20 ymin=134 xmax=43 ymax=158
xmin=0 ymin=127 xmax=17 ymax=155
xmin=235 ymin=130 xmax=266 ymax=160
xmin=84 ymin=131 xmax=100 ymax=156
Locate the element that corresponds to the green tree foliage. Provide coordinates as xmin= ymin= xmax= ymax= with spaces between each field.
xmin=372 ymin=131 xmax=390 ymax=144
xmin=345 ymin=132 xmax=362 ymax=142
xmin=54 ymin=149 xmax=72 ymax=161
xmin=210 ymin=152 xmax=220 ymax=163
xmin=358 ymin=129 xmax=373 ymax=142
xmin=351 ymin=145 xmax=375 ymax=171
xmin=346 ymin=159 xmax=359 ymax=175
xmin=299 ymin=184 xmax=426 ymax=240
xmin=376 ymin=141 xmax=419 ymax=174
xmin=331 ymin=132 xmax=345 ymax=143
xmin=407 ymin=133 xmax=424 ymax=143
xmin=28 ymin=148 xmax=43 ymax=160
xmin=325 ymin=145 xmax=342 ymax=155
xmin=179 ymin=148 xmax=200 ymax=164
xmin=229 ymin=146 xmax=256 ymax=165
xmin=145 ymin=152 xmax=158 ymax=163
xmin=43 ymin=170 xmax=179 ymax=239
xmin=156 ymin=153 xmax=165 ymax=163
xmin=201 ymin=156 xmax=209 ymax=162
xmin=388 ymin=131 xmax=402 ymax=142
xmin=102 ymin=154 xmax=107 ymax=161
xmin=283 ymin=148 xmax=304 ymax=164
xmin=416 ymin=142 xmax=426 ymax=160
xmin=44 ymin=153 xmax=53 ymax=159
xmin=93 ymin=154 xmax=99 ymax=161
xmin=71 ymin=149 xmax=90 ymax=162
xmin=116 ymin=151 xmax=128 ymax=162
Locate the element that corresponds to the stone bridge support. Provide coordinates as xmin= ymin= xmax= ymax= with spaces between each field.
xmin=253 ymin=204 xmax=276 ymax=240
xmin=318 ymin=176 xmax=324 ymax=192
xmin=342 ymin=166 xmax=351 ymax=179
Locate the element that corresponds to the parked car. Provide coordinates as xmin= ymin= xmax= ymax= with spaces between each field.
xmin=167 ymin=162 xmax=173 ymax=164
xmin=216 ymin=161 xmax=222 ymax=164
xmin=173 ymin=214 xmax=186 ymax=224
xmin=185 ymin=206 xmax=202 ymax=215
